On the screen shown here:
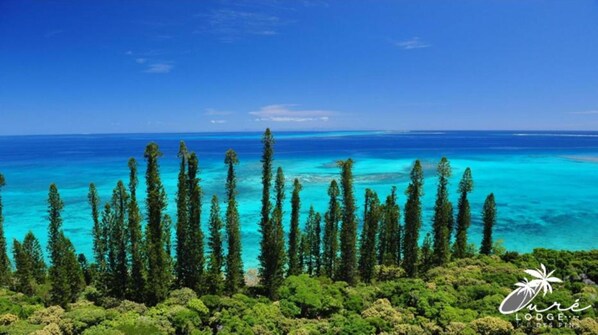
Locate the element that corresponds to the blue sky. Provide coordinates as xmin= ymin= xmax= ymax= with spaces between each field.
xmin=1 ymin=0 xmax=598 ymax=135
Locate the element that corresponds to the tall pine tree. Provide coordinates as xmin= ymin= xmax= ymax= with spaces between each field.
xmin=262 ymin=166 xmax=286 ymax=298
xmin=378 ymin=187 xmax=401 ymax=266
xmin=258 ymin=129 xmax=286 ymax=298
xmin=47 ymin=184 xmax=84 ymax=307
xmin=207 ymin=195 xmax=224 ymax=295
xmin=359 ymin=189 xmax=380 ymax=283
xmin=480 ymin=193 xmax=496 ymax=255
xmin=454 ymin=168 xmax=473 ymax=258
xmin=23 ymin=231 xmax=46 ymax=283
xmin=322 ymin=180 xmax=340 ymax=279
xmin=403 ymin=160 xmax=424 ymax=277
xmin=258 ymin=129 xmax=274 ymax=290
xmin=127 ymin=158 xmax=145 ymax=302
xmin=144 ymin=143 xmax=171 ymax=305
xmin=224 ymin=149 xmax=244 ymax=293
xmin=0 ymin=174 xmax=10 ymax=286
xmin=287 ymin=178 xmax=302 ymax=276
xmin=175 ymin=141 xmax=191 ymax=288
xmin=302 ymin=207 xmax=320 ymax=276
xmin=13 ymin=239 xmax=33 ymax=295
xmin=432 ymin=157 xmax=453 ymax=266
xmin=187 ymin=152 xmax=204 ymax=291
xmin=13 ymin=232 xmax=46 ymax=295
xmin=108 ymin=181 xmax=129 ymax=298
xmin=337 ymin=159 xmax=358 ymax=284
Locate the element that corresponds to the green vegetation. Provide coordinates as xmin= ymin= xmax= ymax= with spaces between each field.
xmin=0 ymin=129 xmax=596 ymax=334
xmin=1 ymin=251 xmax=596 ymax=334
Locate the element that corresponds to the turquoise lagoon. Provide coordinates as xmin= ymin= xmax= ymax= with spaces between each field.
xmin=0 ymin=131 xmax=597 ymax=268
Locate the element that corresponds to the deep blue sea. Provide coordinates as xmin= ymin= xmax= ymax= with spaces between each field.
xmin=0 ymin=130 xmax=597 ymax=269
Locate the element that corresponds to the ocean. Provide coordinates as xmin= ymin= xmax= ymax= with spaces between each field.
xmin=0 ymin=130 xmax=597 ymax=269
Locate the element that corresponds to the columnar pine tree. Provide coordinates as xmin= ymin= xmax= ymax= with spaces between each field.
xmin=403 ymin=160 xmax=424 ymax=277
xmin=207 ymin=195 xmax=224 ymax=294
xmin=13 ymin=239 xmax=34 ymax=294
xmin=144 ymin=143 xmax=171 ymax=305
xmin=359 ymin=189 xmax=380 ymax=283
xmin=258 ymin=129 xmax=286 ymax=298
xmin=262 ymin=166 xmax=286 ymax=298
xmin=322 ymin=180 xmax=340 ymax=279
xmin=258 ymin=129 xmax=274 ymax=287
xmin=14 ymin=232 xmax=46 ymax=295
xmin=175 ymin=141 xmax=191 ymax=288
xmin=378 ymin=187 xmax=400 ymax=266
xmin=480 ymin=193 xmax=496 ymax=255
xmin=302 ymin=207 xmax=317 ymax=276
xmin=47 ymin=184 xmax=84 ymax=307
xmin=96 ymin=204 xmax=112 ymax=294
xmin=337 ymin=159 xmax=358 ymax=284
xmin=88 ymin=183 xmax=101 ymax=260
xmin=432 ymin=157 xmax=453 ymax=266
xmin=108 ymin=181 xmax=129 ymax=298
xmin=0 ymin=174 xmax=10 ymax=286
xmin=454 ymin=168 xmax=473 ymax=258
xmin=224 ymin=149 xmax=244 ymax=293
xmin=187 ymin=152 xmax=204 ymax=291
xmin=23 ymin=232 xmax=46 ymax=283
xmin=287 ymin=178 xmax=302 ymax=276
xmin=127 ymin=158 xmax=145 ymax=302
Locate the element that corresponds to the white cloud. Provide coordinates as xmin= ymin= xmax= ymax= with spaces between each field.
xmin=570 ymin=110 xmax=598 ymax=115
xmin=395 ymin=37 xmax=431 ymax=50
xmin=210 ymin=119 xmax=227 ymax=124
xmin=198 ymin=9 xmax=283 ymax=42
xmin=135 ymin=58 xmax=147 ymax=64
xmin=250 ymin=104 xmax=334 ymax=122
xmin=144 ymin=63 xmax=173 ymax=74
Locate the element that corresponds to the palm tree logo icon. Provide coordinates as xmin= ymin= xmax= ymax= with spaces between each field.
xmin=499 ymin=264 xmax=563 ymax=314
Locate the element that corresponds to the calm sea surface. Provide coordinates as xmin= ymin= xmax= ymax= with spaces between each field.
xmin=0 ymin=131 xmax=597 ymax=268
